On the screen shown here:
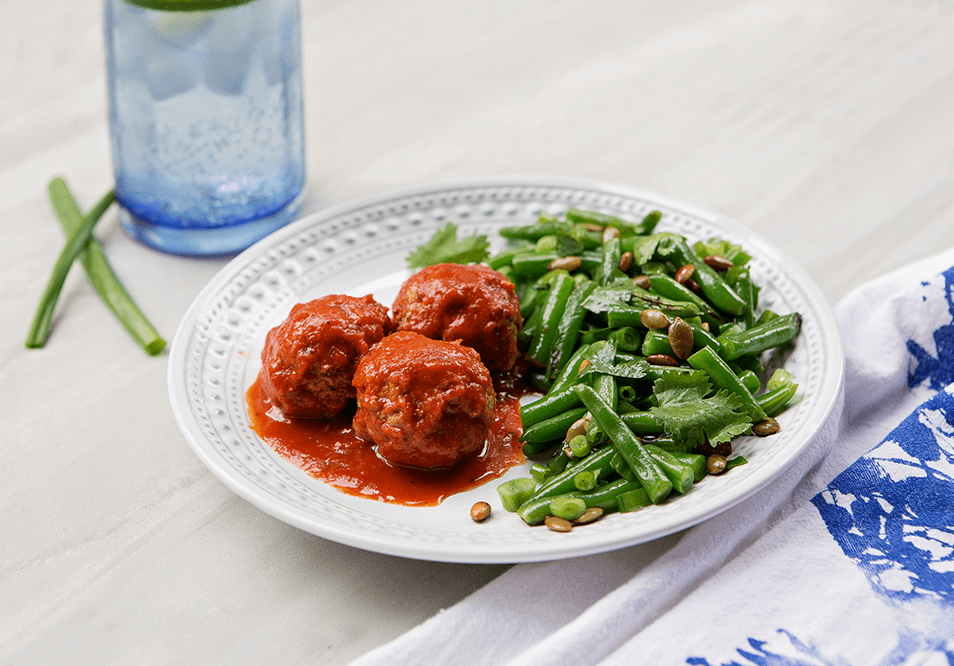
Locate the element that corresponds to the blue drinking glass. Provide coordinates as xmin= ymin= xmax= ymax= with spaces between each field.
xmin=104 ymin=0 xmax=306 ymax=256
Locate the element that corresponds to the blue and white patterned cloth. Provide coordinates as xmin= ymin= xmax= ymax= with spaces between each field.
xmin=351 ymin=248 xmax=954 ymax=666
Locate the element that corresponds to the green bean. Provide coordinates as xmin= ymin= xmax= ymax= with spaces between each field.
xmin=609 ymin=326 xmax=641 ymax=352
xmin=756 ymin=309 xmax=779 ymax=326
xmin=567 ymin=208 xmax=661 ymax=236
xmin=616 ymin=400 xmax=637 ymax=415
xmin=731 ymin=353 xmax=766 ymax=377
xmin=550 ymin=496 xmax=587 ymax=521
xmin=499 ymin=220 xmax=603 ymax=248
xmin=518 ymin=295 xmax=544 ymax=349
xmin=644 ymin=444 xmax=695 ymax=495
xmin=604 ymin=305 xmax=655 ymax=329
xmin=517 ymin=478 xmax=643 ymax=525
xmin=738 ymin=368 xmax=761 ymax=394
xmin=631 ymin=287 xmax=704 ymax=318
xmin=518 ymin=282 xmax=541 ymax=319
xmin=600 ymin=236 xmax=622 ymax=285
xmin=548 ymin=450 xmax=571 ymax=474
xmin=660 ymin=237 xmax=747 ymax=316
xmin=620 ymin=411 xmax=665 ymax=436
xmin=757 ymin=384 xmax=799 ymax=417
xmin=530 ymin=446 xmax=616 ymax=501
xmin=616 ymin=488 xmax=652 ymax=513
xmin=520 ymin=406 xmax=588 ymax=450
xmin=641 ymin=363 xmax=700 ymax=383
xmin=718 ymin=313 xmax=802 ymax=360
xmin=586 ymin=422 xmax=607 ymax=447
xmin=732 ymin=266 xmax=758 ymax=328
xmin=26 ymin=187 xmax=117 ymax=349
xmin=568 ymin=434 xmax=591 ymax=458
xmin=610 ymin=452 xmax=635 ymax=480
xmin=510 ymin=251 xmax=602 ymax=278
xmin=547 ymin=279 xmax=598 ymax=379
xmin=547 ymin=343 xmax=593 ymax=394
xmin=688 ymin=322 xmax=722 ymax=352
xmin=647 ymin=274 xmax=719 ymax=324
xmin=669 ymin=451 xmax=708 ymax=483
xmin=488 ymin=247 xmax=520 ymax=271
xmin=574 ymin=384 xmax=672 ymax=503
xmin=573 ymin=471 xmax=597 ymax=491
xmin=520 ymin=386 xmax=584 ymax=429
xmin=499 ymin=221 xmax=568 ymax=241
xmin=497 ymin=477 xmax=538 ymax=512
xmin=43 ymin=178 xmax=165 ymax=355
xmin=618 ymin=384 xmax=638 ymax=403
xmin=530 ymin=463 xmax=551 ymax=482
xmin=535 ymin=235 xmax=559 ymax=252
xmin=526 ymin=271 xmax=575 ymax=368
xmin=687 ymin=346 xmax=767 ymax=421
xmin=580 ymin=327 xmax=614 ymax=345
xmin=641 ymin=329 xmax=675 ymax=357
xmin=593 ymin=372 xmax=618 ymax=412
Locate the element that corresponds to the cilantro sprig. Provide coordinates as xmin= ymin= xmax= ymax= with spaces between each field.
xmin=649 ymin=373 xmax=752 ymax=450
xmin=405 ymin=223 xmax=490 ymax=269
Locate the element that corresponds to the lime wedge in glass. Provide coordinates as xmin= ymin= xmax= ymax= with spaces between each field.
xmin=123 ymin=0 xmax=256 ymax=11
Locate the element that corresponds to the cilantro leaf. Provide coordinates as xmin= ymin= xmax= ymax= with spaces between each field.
xmin=406 ymin=223 xmax=490 ymax=269
xmin=649 ymin=372 xmax=751 ymax=448
xmin=628 ymin=235 xmax=665 ymax=266
xmin=582 ymin=286 xmax=633 ymax=314
xmin=693 ymin=237 xmax=751 ymax=266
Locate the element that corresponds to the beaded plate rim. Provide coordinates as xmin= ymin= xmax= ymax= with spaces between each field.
xmin=167 ymin=176 xmax=844 ymax=563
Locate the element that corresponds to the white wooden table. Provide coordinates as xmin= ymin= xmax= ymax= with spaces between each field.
xmin=3 ymin=1 xmax=953 ymax=663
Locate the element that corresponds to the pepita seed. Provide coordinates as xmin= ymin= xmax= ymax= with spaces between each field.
xmin=685 ymin=278 xmax=701 ymax=293
xmin=668 ymin=317 xmax=694 ymax=360
xmin=646 ymin=354 xmax=679 ymax=366
xmin=548 ymin=256 xmax=582 ymax=272
xmin=619 ymin=251 xmax=634 ymax=273
xmin=602 ymin=226 xmax=621 ymax=243
xmin=704 ymin=255 xmax=734 ymax=271
xmin=753 ymin=417 xmax=781 ymax=436
xmin=565 ymin=415 xmax=591 ymax=444
xmin=707 ymin=454 xmax=728 ymax=475
xmin=633 ymin=275 xmax=652 ymax=290
xmin=470 ymin=501 xmax=491 ymax=523
xmin=545 ymin=515 xmax=573 ymax=532
xmin=572 ymin=507 xmax=604 ymax=525
xmin=640 ymin=309 xmax=670 ymax=330
xmin=583 ymin=222 xmax=603 ymax=232
xmin=674 ymin=264 xmax=696 ymax=283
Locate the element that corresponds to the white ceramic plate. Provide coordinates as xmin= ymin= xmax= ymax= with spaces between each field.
xmin=168 ymin=176 xmax=844 ymax=563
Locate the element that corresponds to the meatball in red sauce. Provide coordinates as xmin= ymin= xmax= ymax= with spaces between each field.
xmin=391 ymin=263 xmax=522 ymax=372
xmin=260 ymin=294 xmax=393 ymax=419
xmin=352 ymin=331 xmax=496 ymax=470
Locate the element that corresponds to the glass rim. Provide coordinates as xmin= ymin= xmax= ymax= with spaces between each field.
xmin=120 ymin=0 xmax=257 ymax=11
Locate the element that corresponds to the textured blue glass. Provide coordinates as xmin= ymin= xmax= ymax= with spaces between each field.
xmin=104 ymin=0 xmax=305 ymax=256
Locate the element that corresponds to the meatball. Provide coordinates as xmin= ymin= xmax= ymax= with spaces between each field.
xmin=259 ymin=294 xmax=393 ymax=418
xmin=391 ymin=263 xmax=522 ymax=371
xmin=352 ymin=331 xmax=496 ymax=469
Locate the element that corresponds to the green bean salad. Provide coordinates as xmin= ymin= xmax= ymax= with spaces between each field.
xmin=410 ymin=207 xmax=801 ymax=530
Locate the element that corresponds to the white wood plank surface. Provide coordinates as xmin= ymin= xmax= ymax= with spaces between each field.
xmin=2 ymin=0 xmax=953 ymax=663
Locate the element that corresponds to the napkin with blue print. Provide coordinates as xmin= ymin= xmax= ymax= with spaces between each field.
xmin=350 ymin=246 xmax=954 ymax=666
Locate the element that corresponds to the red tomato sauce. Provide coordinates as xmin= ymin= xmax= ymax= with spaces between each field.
xmin=246 ymin=371 xmax=526 ymax=506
